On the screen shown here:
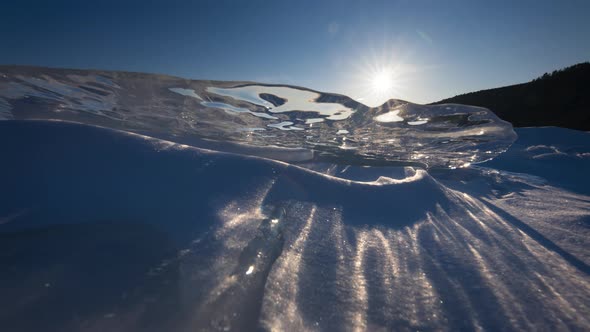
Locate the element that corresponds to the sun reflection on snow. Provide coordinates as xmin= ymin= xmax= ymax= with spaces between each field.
xmin=177 ymin=173 xmax=589 ymax=331
xmin=257 ymin=187 xmax=589 ymax=330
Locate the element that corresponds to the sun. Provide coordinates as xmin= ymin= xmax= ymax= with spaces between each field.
xmin=345 ymin=41 xmax=419 ymax=106
xmin=366 ymin=66 xmax=401 ymax=101
xmin=371 ymin=70 xmax=395 ymax=94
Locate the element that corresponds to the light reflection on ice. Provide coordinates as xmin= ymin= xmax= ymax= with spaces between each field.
xmin=202 ymin=101 xmax=279 ymax=120
xmin=267 ymin=121 xmax=304 ymax=131
xmin=0 ymin=66 xmax=517 ymax=169
xmin=207 ymin=85 xmax=355 ymax=120
xmin=374 ymin=109 xmax=404 ymax=122
xmin=169 ymin=87 xmax=202 ymax=100
xmin=408 ymin=119 xmax=428 ymax=125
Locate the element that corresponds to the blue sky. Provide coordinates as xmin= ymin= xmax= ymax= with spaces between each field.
xmin=1 ymin=0 xmax=589 ymax=106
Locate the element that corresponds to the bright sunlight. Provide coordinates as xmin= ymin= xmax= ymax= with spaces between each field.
xmin=347 ymin=43 xmax=415 ymax=107
xmin=371 ymin=69 xmax=396 ymax=94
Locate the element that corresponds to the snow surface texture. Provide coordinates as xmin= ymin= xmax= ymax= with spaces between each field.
xmin=1 ymin=121 xmax=588 ymax=332
xmin=0 ymin=67 xmax=589 ymax=331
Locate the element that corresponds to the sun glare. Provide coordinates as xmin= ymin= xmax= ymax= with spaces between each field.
xmin=352 ymin=56 xmax=409 ymax=106
xmin=371 ymin=70 xmax=395 ymax=94
xmin=346 ymin=41 xmax=419 ymax=107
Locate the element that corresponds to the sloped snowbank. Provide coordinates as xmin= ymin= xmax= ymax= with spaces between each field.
xmin=0 ymin=121 xmax=588 ymax=331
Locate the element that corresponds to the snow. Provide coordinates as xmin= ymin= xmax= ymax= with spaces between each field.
xmin=0 ymin=120 xmax=588 ymax=331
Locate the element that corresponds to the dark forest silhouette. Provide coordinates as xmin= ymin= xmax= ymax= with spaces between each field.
xmin=433 ymin=62 xmax=590 ymax=131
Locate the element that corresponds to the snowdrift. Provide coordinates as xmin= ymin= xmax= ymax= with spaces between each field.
xmin=0 ymin=120 xmax=588 ymax=331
